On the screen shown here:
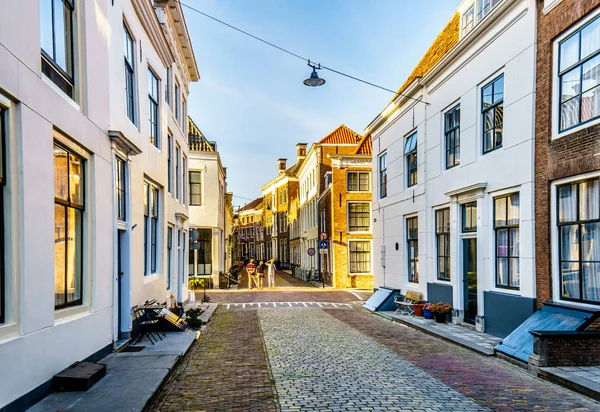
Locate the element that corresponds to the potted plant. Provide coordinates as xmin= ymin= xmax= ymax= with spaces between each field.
xmin=412 ymin=299 xmax=426 ymax=317
xmin=434 ymin=302 xmax=452 ymax=323
xmin=423 ymin=303 xmax=436 ymax=319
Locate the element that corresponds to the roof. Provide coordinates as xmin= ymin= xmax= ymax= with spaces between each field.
xmin=239 ymin=197 xmax=263 ymax=212
xmin=319 ymin=124 xmax=362 ymax=145
xmin=284 ymin=159 xmax=304 ymax=177
xmin=354 ymin=134 xmax=372 ymax=155
xmin=391 ymin=13 xmax=459 ymax=102
xmin=188 ymin=117 xmax=215 ymax=152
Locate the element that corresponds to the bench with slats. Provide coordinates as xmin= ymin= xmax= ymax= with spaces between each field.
xmin=393 ymin=290 xmax=422 ymax=316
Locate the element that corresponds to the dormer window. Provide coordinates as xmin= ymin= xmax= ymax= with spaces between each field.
xmin=477 ymin=0 xmax=501 ymax=21
xmin=461 ymin=0 xmax=502 ymax=38
xmin=463 ymin=6 xmax=475 ymax=36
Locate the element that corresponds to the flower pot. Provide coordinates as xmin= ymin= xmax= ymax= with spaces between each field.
xmin=413 ymin=304 xmax=424 ymax=317
xmin=423 ymin=309 xmax=434 ymax=319
xmin=435 ymin=312 xmax=447 ymax=323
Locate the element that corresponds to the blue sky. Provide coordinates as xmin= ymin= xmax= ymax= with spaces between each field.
xmin=183 ymin=0 xmax=461 ymax=208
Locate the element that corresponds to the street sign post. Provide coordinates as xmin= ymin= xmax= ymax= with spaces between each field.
xmin=319 ymin=232 xmax=328 ymax=240
xmin=307 ymin=247 xmax=315 ymax=256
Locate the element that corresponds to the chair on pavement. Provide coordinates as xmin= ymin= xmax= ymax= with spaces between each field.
xmin=394 ymin=290 xmax=422 ymax=316
xmin=133 ymin=305 xmax=163 ymax=345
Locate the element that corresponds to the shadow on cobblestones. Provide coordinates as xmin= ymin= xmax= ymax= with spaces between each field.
xmin=326 ymin=308 xmax=600 ymax=411
xmin=147 ymin=306 xmax=278 ymax=412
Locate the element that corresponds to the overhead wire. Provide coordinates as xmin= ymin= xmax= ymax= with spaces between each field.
xmin=177 ymin=0 xmax=426 ymax=104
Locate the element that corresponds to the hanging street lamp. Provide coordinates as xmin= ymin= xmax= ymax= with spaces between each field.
xmin=303 ymin=60 xmax=325 ymax=87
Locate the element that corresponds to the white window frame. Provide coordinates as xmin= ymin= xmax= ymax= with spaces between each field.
xmin=347 ymin=201 xmax=371 ymax=234
xmin=348 ymin=239 xmax=372 ymax=275
xmin=347 ymin=171 xmax=371 ymax=192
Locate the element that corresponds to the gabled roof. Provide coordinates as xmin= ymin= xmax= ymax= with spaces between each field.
xmin=354 ymin=134 xmax=372 ymax=155
xmin=391 ymin=13 xmax=459 ymax=102
xmin=319 ymin=124 xmax=362 ymax=145
xmin=284 ymin=159 xmax=304 ymax=177
xmin=188 ymin=117 xmax=215 ymax=152
xmin=239 ymin=197 xmax=263 ymax=212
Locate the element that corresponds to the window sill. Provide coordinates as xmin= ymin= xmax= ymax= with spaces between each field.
xmin=482 ymin=146 xmax=503 ymax=156
xmin=491 ymin=286 xmax=521 ymax=295
xmin=55 ymin=305 xmax=90 ymax=322
xmin=42 ymin=74 xmax=79 ymax=111
xmin=553 ymin=118 xmax=600 ymax=141
xmin=144 ymin=273 xmax=161 ymax=284
xmin=0 ymin=322 xmax=19 ymax=343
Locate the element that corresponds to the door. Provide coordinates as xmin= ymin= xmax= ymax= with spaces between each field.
xmin=463 ymin=238 xmax=477 ymax=325
xmin=177 ymin=229 xmax=182 ymax=301
xmin=117 ymin=229 xmax=125 ymax=339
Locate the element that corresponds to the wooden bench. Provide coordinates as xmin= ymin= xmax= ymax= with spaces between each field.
xmin=393 ymin=290 xmax=422 ymax=316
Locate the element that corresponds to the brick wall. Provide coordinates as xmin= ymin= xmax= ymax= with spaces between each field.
xmin=531 ymin=331 xmax=600 ymax=367
xmin=535 ymin=0 xmax=600 ymax=305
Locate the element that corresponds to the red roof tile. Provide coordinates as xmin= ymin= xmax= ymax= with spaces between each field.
xmin=354 ymin=134 xmax=372 ymax=155
xmin=392 ymin=13 xmax=459 ymax=102
xmin=319 ymin=124 xmax=362 ymax=145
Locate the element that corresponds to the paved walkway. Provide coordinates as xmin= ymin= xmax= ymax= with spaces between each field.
xmin=150 ymin=296 xmax=600 ymax=411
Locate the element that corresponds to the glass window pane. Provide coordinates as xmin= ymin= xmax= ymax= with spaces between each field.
xmin=560 ymin=225 xmax=579 ymax=261
xmin=347 ymin=173 xmax=357 ymax=191
xmin=69 ymin=153 xmax=83 ymax=206
xmin=580 ymin=180 xmax=600 ymax=220
xmin=483 ymin=130 xmax=493 ymax=152
xmin=581 ymin=18 xmax=600 ymax=60
xmin=582 ymin=262 xmax=600 ymax=302
xmin=484 ymin=109 xmax=494 ymax=131
xmin=493 ymin=76 xmax=504 ymax=103
xmin=582 ymin=55 xmax=600 ymax=92
xmin=581 ymin=85 xmax=600 ymax=123
xmin=497 ymin=257 xmax=508 ymax=286
xmin=560 ymin=34 xmax=580 ymax=72
xmin=54 ymin=145 xmax=69 ymax=201
xmin=558 ymin=184 xmax=577 ymax=222
xmin=54 ymin=204 xmax=66 ymax=306
xmin=561 ymin=68 xmax=581 ymax=102
xmin=562 ymin=262 xmax=580 ymax=299
xmin=508 ymin=194 xmax=520 ymax=225
xmin=561 ymin=96 xmax=581 ymax=131
xmin=509 ymin=257 xmax=520 ymax=287
xmin=40 ymin=0 xmax=54 ymax=57
xmin=497 ymin=228 xmax=508 ymax=257
xmin=66 ymin=207 xmax=82 ymax=303
xmin=482 ymin=84 xmax=493 ymax=107
xmin=359 ymin=173 xmax=369 ymax=191
xmin=582 ymin=223 xmax=600 ymax=262
xmin=509 ymin=228 xmax=520 ymax=257
xmin=495 ymin=197 xmax=506 ymax=227
xmin=53 ymin=0 xmax=67 ymax=70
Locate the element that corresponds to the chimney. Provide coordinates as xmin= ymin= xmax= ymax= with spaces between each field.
xmin=296 ymin=143 xmax=307 ymax=161
xmin=278 ymin=158 xmax=287 ymax=173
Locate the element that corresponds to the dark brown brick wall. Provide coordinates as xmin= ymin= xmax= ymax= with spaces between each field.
xmin=546 ymin=336 xmax=600 ymax=366
xmin=535 ymin=0 xmax=600 ymax=305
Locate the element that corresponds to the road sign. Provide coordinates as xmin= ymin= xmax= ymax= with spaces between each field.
xmin=319 ymin=232 xmax=328 ymax=240
xmin=319 ymin=240 xmax=328 ymax=249
xmin=307 ymin=247 xmax=315 ymax=256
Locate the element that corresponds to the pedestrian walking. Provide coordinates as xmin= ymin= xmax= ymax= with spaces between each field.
xmin=256 ymin=260 xmax=265 ymax=290
xmin=267 ymin=259 xmax=277 ymax=289
xmin=246 ymin=258 xmax=257 ymax=290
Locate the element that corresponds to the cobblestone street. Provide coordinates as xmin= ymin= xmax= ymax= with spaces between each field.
xmin=150 ymin=295 xmax=600 ymax=411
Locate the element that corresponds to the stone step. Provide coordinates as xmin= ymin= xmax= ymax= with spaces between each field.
xmin=53 ymin=361 xmax=106 ymax=392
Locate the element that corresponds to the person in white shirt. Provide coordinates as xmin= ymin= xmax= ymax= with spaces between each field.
xmin=267 ymin=259 xmax=277 ymax=289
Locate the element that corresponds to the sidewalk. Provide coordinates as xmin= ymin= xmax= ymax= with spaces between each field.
xmin=537 ymin=366 xmax=600 ymax=402
xmin=29 ymin=303 xmax=218 ymax=412
xmin=376 ymin=311 xmax=502 ymax=356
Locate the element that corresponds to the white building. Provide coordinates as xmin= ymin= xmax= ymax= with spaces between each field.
xmin=107 ymin=0 xmax=199 ymax=341
xmin=0 ymin=0 xmax=199 ymax=408
xmin=187 ymin=118 xmax=228 ymax=288
xmin=297 ymin=144 xmax=320 ymax=278
xmin=368 ymin=0 xmax=537 ymax=337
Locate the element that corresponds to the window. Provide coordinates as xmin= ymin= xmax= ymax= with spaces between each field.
xmin=349 ymin=241 xmax=371 ymax=274
xmin=462 ymin=202 xmax=477 ymax=232
xmin=54 ymin=143 xmax=84 ymax=308
xmin=148 ymin=69 xmax=159 ymax=148
xmin=182 ymin=98 xmax=187 ymax=132
xmin=348 ymin=203 xmax=370 ymax=232
xmin=405 ymin=132 xmax=417 ymax=187
xmin=116 ymin=157 xmax=126 ymax=221
xmin=166 ymin=67 xmax=171 ymax=106
xmin=482 ymin=75 xmax=504 ymax=153
xmin=436 ymin=208 xmax=450 ymax=281
xmin=191 ymin=229 xmax=213 ymax=276
xmin=407 ymin=217 xmax=418 ymax=283
xmin=183 ymin=156 xmax=187 ymax=205
xmin=477 ymin=0 xmax=501 ymax=21
xmin=0 ymin=109 xmax=6 ymax=322
xmin=189 ymin=171 xmax=201 ymax=205
xmin=40 ymin=0 xmax=75 ymax=97
xmin=124 ymin=25 xmax=136 ymax=124
xmin=167 ymin=227 xmax=172 ymax=290
xmin=175 ymin=144 xmax=180 ymax=200
xmin=558 ymin=16 xmax=600 ymax=132
xmin=462 ymin=5 xmax=475 ymax=36
xmin=445 ymin=105 xmax=460 ymax=169
xmin=324 ymin=172 xmax=332 ymax=187
xmin=379 ymin=153 xmax=387 ymax=198
xmin=347 ymin=172 xmax=370 ymax=192
xmin=175 ymin=82 xmax=180 ymax=121
xmin=144 ymin=182 xmax=159 ymax=275
xmin=167 ymin=134 xmax=172 ymax=194
xmin=495 ymin=193 xmax=519 ymax=288
xmin=558 ymin=179 xmax=600 ymax=303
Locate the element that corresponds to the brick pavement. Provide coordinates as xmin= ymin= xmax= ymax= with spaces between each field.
xmin=326 ymin=308 xmax=600 ymax=411
xmin=238 ymin=269 xmax=316 ymax=289
xmin=149 ymin=307 xmax=277 ymax=412
xmin=204 ymin=290 xmax=362 ymax=303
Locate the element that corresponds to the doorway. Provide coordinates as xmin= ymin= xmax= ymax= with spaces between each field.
xmin=117 ymin=229 xmax=125 ymax=339
xmin=463 ymin=238 xmax=478 ymax=325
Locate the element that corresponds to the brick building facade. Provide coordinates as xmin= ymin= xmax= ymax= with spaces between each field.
xmin=535 ymin=0 xmax=600 ymax=308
